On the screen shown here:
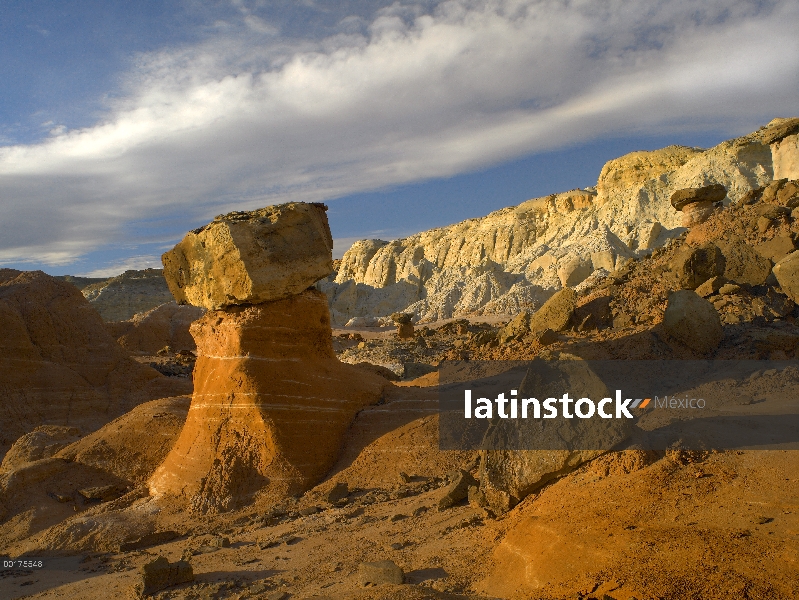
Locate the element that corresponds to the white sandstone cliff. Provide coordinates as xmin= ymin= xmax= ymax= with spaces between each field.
xmin=319 ymin=125 xmax=778 ymax=324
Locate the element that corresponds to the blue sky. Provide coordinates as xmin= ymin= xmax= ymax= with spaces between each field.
xmin=0 ymin=1 xmax=797 ymax=277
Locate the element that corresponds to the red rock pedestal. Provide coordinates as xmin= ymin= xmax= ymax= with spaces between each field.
xmin=148 ymin=290 xmax=388 ymax=512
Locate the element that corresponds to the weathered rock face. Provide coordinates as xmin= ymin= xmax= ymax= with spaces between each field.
xmin=663 ymin=290 xmax=723 ymax=354
xmin=761 ymin=118 xmax=799 ymax=180
xmin=320 ymin=128 xmax=774 ymax=324
xmin=82 ymin=269 xmax=174 ymax=322
xmin=0 ymin=270 xmax=190 ymax=461
xmin=162 ymin=202 xmax=333 ymax=310
xmin=148 ymin=290 xmax=388 ymax=512
xmin=596 ymin=146 xmax=704 ymax=199
xmin=109 ymin=302 xmax=205 ymax=355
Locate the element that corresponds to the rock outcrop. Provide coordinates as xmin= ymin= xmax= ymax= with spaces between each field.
xmin=0 ymin=270 xmax=190 ymax=461
xmin=82 ymin=269 xmax=174 ymax=322
xmin=162 ymin=202 xmax=333 ymax=310
xmin=319 ymin=126 xmax=775 ymax=324
xmin=149 ymin=204 xmax=388 ymax=513
xmin=108 ymin=302 xmax=205 ymax=355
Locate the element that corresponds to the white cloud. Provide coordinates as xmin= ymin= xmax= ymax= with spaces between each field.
xmin=1 ymin=0 xmax=797 ymax=267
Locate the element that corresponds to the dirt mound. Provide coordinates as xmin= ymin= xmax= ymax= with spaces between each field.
xmin=0 ymin=270 xmax=191 ymax=461
xmin=56 ymin=396 xmax=191 ymax=484
xmin=0 ymin=426 xmax=81 ymax=474
xmin=108 ymin=302 xmax=205 ymax=355
xmin=148 ymin=290 xmax=391 ymax=513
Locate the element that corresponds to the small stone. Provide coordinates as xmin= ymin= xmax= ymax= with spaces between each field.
xmin=324 ymin=482 xmax=349 ymax=504
xmin=358 ymin=560 xmax=405 ymax=586
xmin=78 ymin=484 xmax=127 ymax=502
xmin=719 ymin=283 xmax=741 ymax=295
xmin=755 ymin=235 xmax=797 ymax=263
xmin=717 ymin=239 xmax=772 ymax=286
xmin=756 ymin=516 xmax=774 ymax=524
xmin=138 ymin=556 xmax=194 ymax=596
xmin=497 ymin=311 xmax=531 ymax=344
xmin=299 ymin=506 xmax=320 ymax=516
xmin=438 ymin=469 xmax=478 ymax=511
xmin=528 ymin=288 xmax=577 ymax=335
xmin=397 ymin=322 xmax=415 ymax=339
xmin=537 ymin=328 xmax=559 ymax=345
xmin=391 ymin=312 xmax=413 ymax=325
xmin=758 ymin=216 xmax=776 ymax=233
xmin=695 ymin=276 xmax=725 ymax=298
xmin=670 ymin=243 xmax=725 ymax=290
xmin=398 ymin=471 xmax=411 ymax=484
xmin=389 ymin=513 xmax=407 ymax=522
xmin=773 ymin=251 xmax=799 ymax=302
xmin=265 ymin=592 xmax=289 ymax=600
xmin=210 ymin=535 xmax=230 ymax=548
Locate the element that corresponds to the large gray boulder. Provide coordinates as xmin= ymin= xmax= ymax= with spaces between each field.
xmin=663 ymin=290 xmax=723 ymax=354
xmin=476 ymin=356 xmax=631 ymax=515
xmin=162 ymin=202 xmax=333 ymax=310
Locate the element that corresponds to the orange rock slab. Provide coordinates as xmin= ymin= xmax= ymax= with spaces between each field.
xmin=148 ymin=290 xmax=389 ymax=512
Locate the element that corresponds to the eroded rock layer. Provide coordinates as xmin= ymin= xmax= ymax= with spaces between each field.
xmin=148 ymin=290 xmax=388 ymax=513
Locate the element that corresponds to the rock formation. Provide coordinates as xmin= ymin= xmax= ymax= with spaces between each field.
xmin=319 ymin=125 xmax=776 ymax=324
xmin=161 ymin=202 xmax=333 ymax=310
xmin=762 ymin=117 xmax=799 ymax=180
xmin=107 ymin=302 xmax=205 ymax=355
xmin=149 ymin=203 xmax=389 ymax=513
xmin=81 ymin=269 xmax=174 ymax=322
xmin=0 ymin=270 xmax=190 ymax=461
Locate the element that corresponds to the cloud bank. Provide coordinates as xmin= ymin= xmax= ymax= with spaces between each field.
xmin=1 ymin=0 xmax=797 ymax=267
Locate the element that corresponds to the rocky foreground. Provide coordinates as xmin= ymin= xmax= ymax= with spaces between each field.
xmin=1 ymin=118 xmax=799 ymax=600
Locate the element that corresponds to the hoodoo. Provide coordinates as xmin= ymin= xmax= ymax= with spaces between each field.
xmin=149 ymin=202 xmax=389 ymax=513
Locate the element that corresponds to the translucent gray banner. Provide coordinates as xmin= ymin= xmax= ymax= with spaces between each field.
xmin=438 ymin=360 xmax=799 ymax=451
